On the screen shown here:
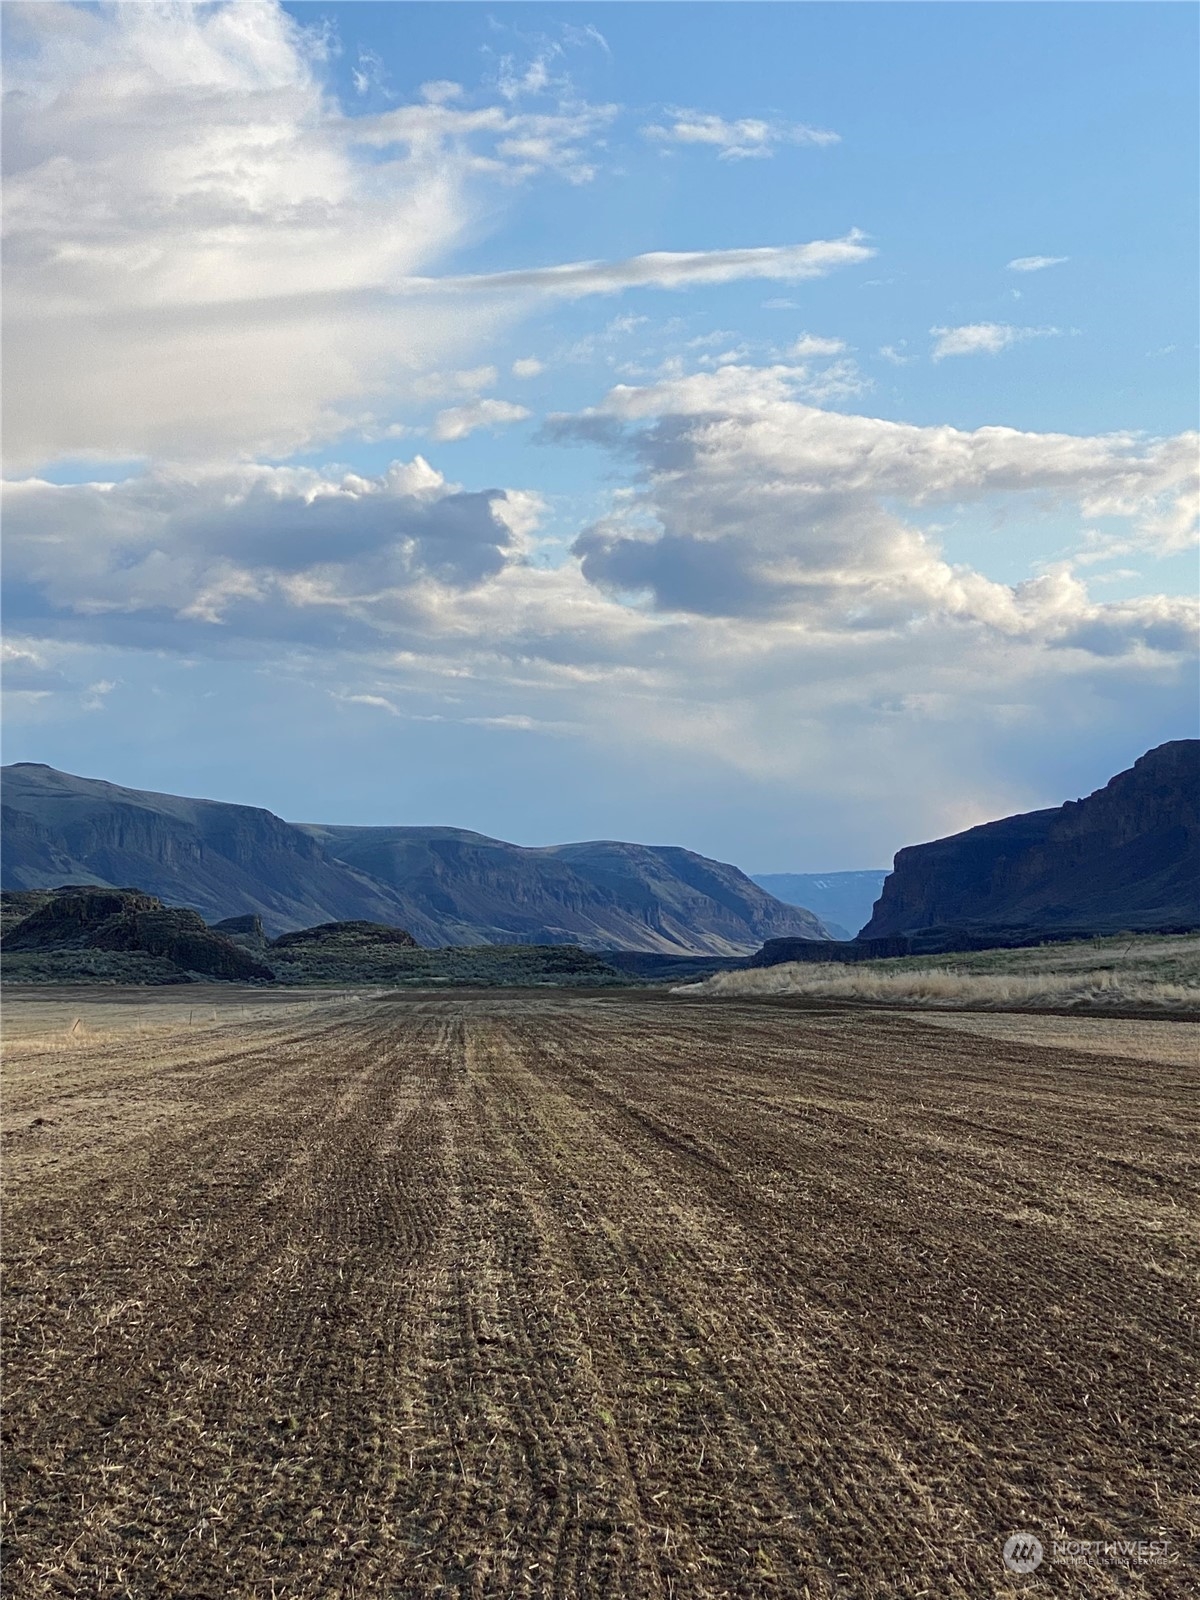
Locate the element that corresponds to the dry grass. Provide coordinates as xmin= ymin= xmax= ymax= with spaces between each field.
xmin=679 ymin=934 xmax=1200 ymax=1011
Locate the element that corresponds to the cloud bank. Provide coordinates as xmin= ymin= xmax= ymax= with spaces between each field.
xmin=559 ymin=368 xmax=1198 ymax=648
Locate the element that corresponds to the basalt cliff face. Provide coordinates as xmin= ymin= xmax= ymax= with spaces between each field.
xmin=299 ymin=827 xmax=831 ymax=956
xmin=860 ymin=741 xmax=1200 ymax=943
xmin=1 ymin=765 xmax=832 ymax=954
xmin=1 ymin=765 xmax=422 ymax=937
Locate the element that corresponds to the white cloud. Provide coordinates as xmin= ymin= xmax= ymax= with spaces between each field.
xmin=1 ymin=0 xmax=872 ymax=472
xmin=352 ymin=48 xmax=388 ymax=98
xmin=8 ymin=369 xmax=1193 ymax=681
xmin=4 ymin=405 xmax=1195 ymax=846
xmin=512 ymin=357 xmax=545 ymax=379
xmin=793 ymin=359 xmax=871 ymax=404
xmin=2 ymin=457 xmax=533 ymax=635
xmin=642 ymin=109 xmax=839 ymax=160
xmin=420 ymin=80 xmax=464 ymax=105
xmin=1008 ymin=255 xmax=1069 ymax=273
xmin=788 ymin=334 xmax=847 ymax=358
xmin=555 ymin=365 xmax=1197 ymax=641
xmin=408 ymin=234 xmax=875 ymax=301
xmin=930 ymin=323 xmax=1060 ymax=360
xmin=432 ymin=399 xmax=532 ymax=441
xmin=334 ymin=691 xmax=402 ymax=716
xmin=82 ymin=678 xmax=118 ymax=712
xmin=0 ymin=2 xmax=612 ymax=471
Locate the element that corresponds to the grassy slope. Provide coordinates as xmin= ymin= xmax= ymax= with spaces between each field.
xmin=682 ymin=932 xmax=1200 ymax=1011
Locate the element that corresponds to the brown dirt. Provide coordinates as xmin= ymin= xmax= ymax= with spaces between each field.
xmin=2 ymin=992 xmax=1196 ymax=1597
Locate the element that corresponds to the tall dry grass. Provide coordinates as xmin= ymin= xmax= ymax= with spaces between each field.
xmin=678 ymin=963 xmax=1200 ymax=1011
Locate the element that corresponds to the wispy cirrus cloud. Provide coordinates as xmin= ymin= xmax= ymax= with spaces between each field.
xmin=1 ymin=0 xmax=872 ymax=472
xmin=930 ymin=322 xmax=1061 ymax=360
xmin=641 ymin=108 xmax=839 ymax=159
xmin=406 ymin=236 xmax=875 ymax=301
xmin=1007 ymin=255 xmax=1069 ymax=273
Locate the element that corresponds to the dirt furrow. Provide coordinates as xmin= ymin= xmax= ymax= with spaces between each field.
xmin=2 ymin=992 xmax=1193 ymax=1599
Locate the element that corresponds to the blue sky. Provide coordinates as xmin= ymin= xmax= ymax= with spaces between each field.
xmin=3 ymin=1 xmax=1197 ymax=872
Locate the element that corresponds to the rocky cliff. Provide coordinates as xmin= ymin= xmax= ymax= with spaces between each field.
xmin=860 ymin=741 xmax=1200 ymax=942
xmin=1 ymin=765 xmax=424 ymax=936
xmin=301 ymin=827 xmax=831 ymax=956
xmin=1 ymin=765 xmax=832 ymax=955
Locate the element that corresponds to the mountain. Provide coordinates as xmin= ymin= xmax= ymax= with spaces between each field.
xmin=1 ymin=764 xmax=427 ymax=937
xmin=751 ymin=871 xmax=889 ymax=940
xmin=0 ymin=765 xmax=832 ymax=954
xmin=301 ymin=826 xmax=831 ymax=955
xmin=860 ymin=741 xmax=1200 ymax=943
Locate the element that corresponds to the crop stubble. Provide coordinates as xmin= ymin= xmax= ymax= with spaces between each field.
xmin=2 ymin=994 xmax=1195 ymax=1598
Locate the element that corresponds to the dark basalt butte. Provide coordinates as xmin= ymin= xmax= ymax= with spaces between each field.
xmin=860 ymin=741 xmax=1199 ymax=945
xmin=3 ymin=887 xmax=275 ymax=982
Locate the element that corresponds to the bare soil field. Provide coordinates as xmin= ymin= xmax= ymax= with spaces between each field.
xmin=2 ymin=990 xmax=1196 ymax=1597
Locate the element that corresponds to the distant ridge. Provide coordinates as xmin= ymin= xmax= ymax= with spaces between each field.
xmin=0 ymin=764 xmax=832 ymax=954
xmin=751 ymin=871 xmax=888 ymax=940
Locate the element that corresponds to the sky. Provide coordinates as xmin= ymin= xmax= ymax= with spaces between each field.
xmin=2 ymin=0 xmax=1197 ymax=873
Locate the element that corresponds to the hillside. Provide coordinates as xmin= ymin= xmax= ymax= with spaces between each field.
xmin=1 ymin=765 xmax=831 ymax=955
xmin=303 ymin=827 xmax=831 ymax=956
xmin=861 ymin=741 xmax=1200 ymax=943
xmin=1 ymin=765 xmax=425 ymax=938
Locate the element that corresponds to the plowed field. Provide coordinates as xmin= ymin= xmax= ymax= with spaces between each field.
xmin=2 ymin=993 xmax=1195 ymax=1597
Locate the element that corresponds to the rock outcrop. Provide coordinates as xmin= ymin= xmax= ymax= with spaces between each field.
xmin=2 ymin=887 xmax=275 ymax=981
xmin=270 ymin=920 xmax=420 ymax=951
xmin=860 ymin=741 xmax=1199 ymax=945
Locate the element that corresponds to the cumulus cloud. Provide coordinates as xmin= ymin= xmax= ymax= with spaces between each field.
xmin=4 ymin=425 xmax=1195 ymax=853
xmin=552 ymin=366 xmax=1197 ymax=655
xmin=432 ymin=399 xmax=532 ymax=441
xmin=512 ymin=357 xmax=545 ymax=378
xmin=2 ymin=458 xmax=532 ymax=648
xmin=1008 ymin=255 xmax=1069 ymax=272
xmin=642 ymin=109 xmax=839 ymax=159
xmin=8 ymin=365 xmax=1192 ymax=698
xmin=930 ymin=323 xmax=1060 ymax=360
xmin=788 ymin=334 xmax=847 ymax=358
